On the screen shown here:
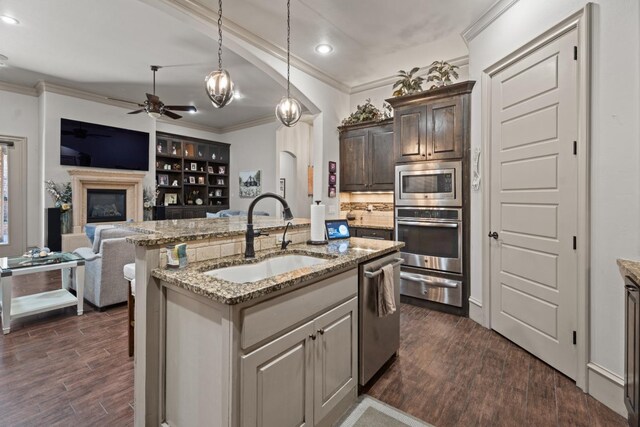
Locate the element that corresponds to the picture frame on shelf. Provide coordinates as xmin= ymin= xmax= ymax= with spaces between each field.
xmin=164 ymin=193 xmax=178 ymax=205
xmin=198 ymin=176 xmax=205 ymax=184
xmin=158 ymin=174 xmax=169 ymax=186
xmin=328 ymin=161 xmax=337 ymax=173
xmin=190 ymin=162 xmax=197 ymax=171
xmin=207 ymin=166 xmax=214 ymax=174
xmin=189 ymin=176 xmax=196 ymax=184
xmin=218 ymin=166 xmax=226 ymax=175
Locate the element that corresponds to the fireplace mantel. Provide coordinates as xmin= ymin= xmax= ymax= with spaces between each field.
xmin=67 ymin=169 xmax=146 ymax=233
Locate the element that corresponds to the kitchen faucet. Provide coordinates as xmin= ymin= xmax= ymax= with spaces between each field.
xmin=281 ymin=222 xmax=293 ymax=250
xmin=245 ymin=193 xmax=294 ymax=258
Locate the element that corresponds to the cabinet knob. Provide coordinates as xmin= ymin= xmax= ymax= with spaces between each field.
xmin=309 ymin=333 xmax=317 ymax=340
xmin=428 ymin=153 xmax=432 ymax=156
xmin=421 ymin=153 xmax=426 ymax=157
xmin=626 ymin=284 xmax=637 ymax=292
xmin=318 ymin=329 xmax=325 ymax=335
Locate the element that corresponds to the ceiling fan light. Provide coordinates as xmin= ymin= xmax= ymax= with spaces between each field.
xmin=147 ymin=111 xmax=162 ymax=119
xmin=276 ymin=96 xmax=302 ymax=127
xmin=205 ymin=69 xmax=235 ymax=108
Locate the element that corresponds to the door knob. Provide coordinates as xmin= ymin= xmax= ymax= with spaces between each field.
xmin=488 ymin=231 xmax=499 ymax=240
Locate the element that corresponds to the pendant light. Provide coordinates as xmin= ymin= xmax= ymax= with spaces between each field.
xmin=275 ymin=0 xmax=302 ymax=127
xmin=205 ymin=0 xmax=235 ymax=108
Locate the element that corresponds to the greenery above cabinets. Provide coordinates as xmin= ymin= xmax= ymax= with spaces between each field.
xmin=338 ymin=119 xmax=394 ymax=192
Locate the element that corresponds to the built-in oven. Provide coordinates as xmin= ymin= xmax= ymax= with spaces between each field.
xmin=395 ymin=161 xmax=462 ymax=207
xmin=395 ymin=207 xmax=462 ymax=274
xmin=395 ymin=207 xmax=463 ymax=307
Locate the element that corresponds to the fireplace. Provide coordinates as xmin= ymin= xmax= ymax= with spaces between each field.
xmin=86 ymin=189 xmax=127 ymax=223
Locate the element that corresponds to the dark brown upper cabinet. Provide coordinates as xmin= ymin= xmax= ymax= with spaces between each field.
xmin=339 ymin=119 xmax=394 ymax=192
xmin=387 ymin=81 xmax=475 ymax=164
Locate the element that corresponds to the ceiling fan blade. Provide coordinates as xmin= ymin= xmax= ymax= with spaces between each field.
xmin=163 ymin=110 xmax=182 ymax=120
xmin=165 ymin=105 xmax=197 ymax=113
xmin=107 ymin=97 xmax=142 ymax=106
xmin=146 ymin=93 xmax=160 ymax=103
xmin=127 ymin=109 xmax=145 ymax=115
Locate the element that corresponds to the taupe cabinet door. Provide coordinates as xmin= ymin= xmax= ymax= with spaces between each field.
xmin=241 ymin=320 xmax=315 ymax=427
xmin=241 ymin=297 xmax=357 ymax=427
xmin=489 ymin=28 xmax=578 ymax=379
xmin=428 ymin=97 xmax=463 ymax=160
xmin=395 ymin=105 xmax=427 ymax=163
xmin=368 ymin=124 xmax=395 ymax=190
xmin=313 ymin=298 xmax=357 ymax=422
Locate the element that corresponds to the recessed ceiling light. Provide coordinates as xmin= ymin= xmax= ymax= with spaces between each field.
xmin=315 ymin=44 xmax=333 ymax=55
xmin=0 ymin=15 xmax=19 ymax=25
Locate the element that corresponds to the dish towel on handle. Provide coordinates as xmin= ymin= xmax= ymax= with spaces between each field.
xmin=377 ymin=264 xmax=397 ymax=317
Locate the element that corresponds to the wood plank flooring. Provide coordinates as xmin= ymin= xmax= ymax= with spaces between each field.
xmin=365 ymin=304 xmax=627 ymax=427
xmin=0 ymin=273 xmax=626 ymax=426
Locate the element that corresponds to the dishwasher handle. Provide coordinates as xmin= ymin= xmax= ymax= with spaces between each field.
xmin=363 ymin=258 xmax=404 ymax=278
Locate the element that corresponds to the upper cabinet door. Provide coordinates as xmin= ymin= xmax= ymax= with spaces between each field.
xmin=339 ymin=130 xmax=368 ymax=191
xmin=394 ymin=105 xmax=427 ymax=163
xmin=427 ymin=96 xmax=464 ymax=160
xmin=368 ymin=124 xmax=395 ymax=190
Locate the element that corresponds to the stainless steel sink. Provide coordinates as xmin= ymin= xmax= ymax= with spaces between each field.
xmin=204 ymin=254 xmax=328 ymax=284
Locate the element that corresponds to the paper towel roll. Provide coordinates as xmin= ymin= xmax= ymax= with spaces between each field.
xmin=310 ymin=202 xmax=326 ymax=242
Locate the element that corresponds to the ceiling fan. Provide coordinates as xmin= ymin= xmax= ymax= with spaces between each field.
xmin=109 ymin=65 xmax=197 ymax=120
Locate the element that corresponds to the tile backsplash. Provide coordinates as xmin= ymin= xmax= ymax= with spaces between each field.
xmin=340 ymin=192 xmax=394 ymax=220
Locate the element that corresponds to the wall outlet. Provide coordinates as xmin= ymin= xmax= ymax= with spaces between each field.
xmin=328 ymin=204 xmax=337 ymax=215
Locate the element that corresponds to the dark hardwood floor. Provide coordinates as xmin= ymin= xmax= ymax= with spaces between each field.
xmin=0 ymin=273 xmax=626 ymax=426
xmin=0 ymin=271 xmax=133 ymax=426
xmin=365 ymin=304 xmax=626 ymax=427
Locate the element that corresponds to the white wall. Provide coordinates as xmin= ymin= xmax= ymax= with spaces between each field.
xmin=276 ymin=122 xmax=313 ymax=219
xmin=0 ymin=90 xmax=41 ymax=247
xmin=224 ymin=121 xmax=280 ymax=215
xmin=468 ymin=0 xmax=640 ymax=380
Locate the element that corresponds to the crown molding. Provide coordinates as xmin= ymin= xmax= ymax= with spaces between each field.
xmin=461 ymin=0 xmax=520 ymax=45
xmin=350 ymin=55 xmax=469 ymax=95
xmin=0 ymin=80 xmax=38 ymax=97
xmin=156 ymin=0 xmax=350 ymax=93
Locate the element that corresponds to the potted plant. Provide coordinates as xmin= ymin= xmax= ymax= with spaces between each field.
xmin=392 ymin=67 xmax=425 ymax=97
xmin=143 ymin=186 xmax=158 ymax=221
xmin=45 ymin=180 xmax=73 ymax=234
xmin=426 ymin=60 xmax=459 ymax=89
xmin=341 ymin=99 xmax=385 ymax=126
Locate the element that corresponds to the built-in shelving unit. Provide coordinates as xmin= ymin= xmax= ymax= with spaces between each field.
xmin=154 ymin=132 xmax=230 ymax=220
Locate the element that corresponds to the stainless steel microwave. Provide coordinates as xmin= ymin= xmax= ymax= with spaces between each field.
xmin=394 ymin=161 xmax=462 ymax=207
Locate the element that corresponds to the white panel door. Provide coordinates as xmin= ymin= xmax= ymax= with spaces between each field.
xmin=490 ymin=28 xmax=578 ymax=379
xmin=0 ymin=140 xmax=26 ymax=257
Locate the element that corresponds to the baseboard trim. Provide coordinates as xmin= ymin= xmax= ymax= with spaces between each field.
xmin=468 ymin=297 xmax=484 ymax=325
xmin=587 ymin=362 xmax=625 ymax=417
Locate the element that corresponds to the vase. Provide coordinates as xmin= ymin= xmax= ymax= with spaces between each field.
xmin=60 ymin=210 xmax=72 ymax=234
xmin=143 ymin=208 xmax=153 ymax=221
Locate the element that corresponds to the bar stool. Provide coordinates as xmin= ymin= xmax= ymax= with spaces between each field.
xmin=123 ymin=263 xmax=135 ymax=357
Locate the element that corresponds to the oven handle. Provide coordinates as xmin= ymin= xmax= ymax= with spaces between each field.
xmin=396 ymin=221 xmax=459 ymax=228
xmin=400 ymin=272 xmax=460 ymax=289
xmin=363 ymin=258 xmax=404 ymax=279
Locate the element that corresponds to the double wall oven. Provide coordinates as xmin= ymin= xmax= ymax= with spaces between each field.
xmin=395 ymin=161 xmax=463 ymax=307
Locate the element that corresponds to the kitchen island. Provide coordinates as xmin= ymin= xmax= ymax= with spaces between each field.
xmin=124 ymin=217 xmax=402 ymax=427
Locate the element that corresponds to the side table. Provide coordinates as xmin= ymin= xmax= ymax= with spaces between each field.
xmin=0 ymin=252 xmax=85 ymax=334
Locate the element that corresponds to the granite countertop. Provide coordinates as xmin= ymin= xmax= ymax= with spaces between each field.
xmin=347 ymin=218 xmax=394 ymax=231
xmin=123 ymin=217 xmax=310 ymax=247
xmin=618 ymin=259 xmax=640 ymax=284
xmin=153 ymin=237 xmax=404 ymax=305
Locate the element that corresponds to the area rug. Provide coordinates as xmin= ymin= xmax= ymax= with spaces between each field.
xmin=337 ymin=395 xmax=433 ymax=427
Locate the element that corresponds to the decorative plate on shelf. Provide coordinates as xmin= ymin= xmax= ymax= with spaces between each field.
xmin=195 ymin=198 xmax=203 ymax=205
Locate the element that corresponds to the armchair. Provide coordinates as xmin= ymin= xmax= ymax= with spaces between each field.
xmin=73 ymin=226 xmax=137 ymax=308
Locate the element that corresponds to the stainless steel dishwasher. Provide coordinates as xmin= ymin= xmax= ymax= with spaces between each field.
xmin=359 ymin=253 xmax=402 ymax=385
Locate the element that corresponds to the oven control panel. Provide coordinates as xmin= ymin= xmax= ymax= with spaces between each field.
xmin=396 ymin=208 xmax=460 ymax=220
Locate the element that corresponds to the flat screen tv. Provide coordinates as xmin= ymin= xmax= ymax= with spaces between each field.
xmin=60 ymin=118 xmax=149 ymax=171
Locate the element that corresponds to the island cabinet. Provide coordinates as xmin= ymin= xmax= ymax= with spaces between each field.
xmin=339 ymin=119 xmax=394 ymax=191
xmin=626 ymin=275 xmax=640 ymax=427
xmin=387 ymin=81 xmax=474 ymax=164
xmin=160 ymin=269 xmax=358 ymax=427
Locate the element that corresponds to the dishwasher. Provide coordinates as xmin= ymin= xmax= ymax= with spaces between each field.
xmin=359 ymin=253 xmax=403 ymax=386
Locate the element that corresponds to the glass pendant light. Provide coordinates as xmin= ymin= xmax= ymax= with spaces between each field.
xmin=205 ymin=0 xmax=235 ymax=108
xmin=275 ymin=0 xmax=302 ymax=127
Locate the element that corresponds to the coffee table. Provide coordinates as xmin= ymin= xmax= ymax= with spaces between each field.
xmin=0 ymin=252 xmax=85 ymax=334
